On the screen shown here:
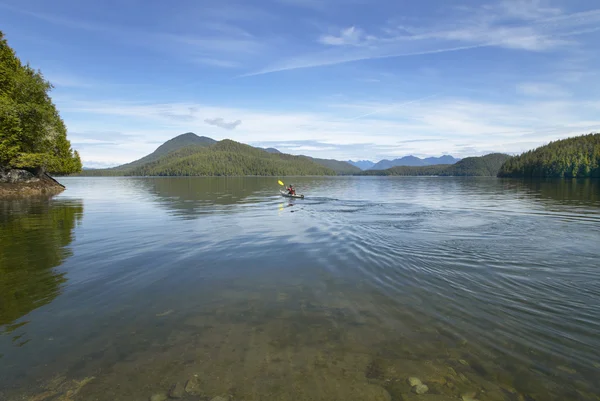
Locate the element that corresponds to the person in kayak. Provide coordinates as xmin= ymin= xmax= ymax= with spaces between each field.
xmin=287 ymin=185 xmax=296 ymax=195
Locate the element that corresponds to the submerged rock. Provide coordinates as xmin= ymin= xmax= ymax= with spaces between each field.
xmin=402 ymin=394 xmax=460 ymax=401
xmin=185 ymin=376 xmax=202 ymax=395
xmin=413 ymin=384 xmax=429 ymax=394
xmin=461 ymin=392 xmax=479 ymax=401
xmin=364 ymin=385 xmax=392 ymax=401
xmin=169 ymin=382 xmax=185 ymax=398
xmin=150 ymin=393 xmax=168 ymax=401
xmin=408 ymin=377 xmax=423 ymax=387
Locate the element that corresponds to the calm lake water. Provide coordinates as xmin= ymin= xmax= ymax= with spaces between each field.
xmin=1 ymin=177 xmax=599 ymax=401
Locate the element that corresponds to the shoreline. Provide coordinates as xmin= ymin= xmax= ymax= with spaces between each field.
xmin=0 ymin=172 xmax=65 ymax=199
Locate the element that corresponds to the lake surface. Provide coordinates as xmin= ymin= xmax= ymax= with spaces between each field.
xmin=1 ymin=177 xmax=599 ymax=401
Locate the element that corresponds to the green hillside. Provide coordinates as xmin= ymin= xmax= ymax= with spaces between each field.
xmin=112 ymin=132 xmax=215 ymax=171
xmin=360 ymin=153 xmax=511 ymax=176
xmin=498 ymin=133 xmax=600 ymax=178
xmin=309 ymin=157 xmax=361 ymax=175
xmin=79 ymin=138 xmax=335 ymax=176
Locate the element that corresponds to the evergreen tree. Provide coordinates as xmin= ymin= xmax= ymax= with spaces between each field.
xmin=497 ymin=133 xmax=600 ymax=178
xmin=0 ymin=30 xmax=81 ymax=175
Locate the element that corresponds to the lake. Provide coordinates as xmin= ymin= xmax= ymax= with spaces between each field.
xmin=1 ymin=176 xmax=599 ymax=401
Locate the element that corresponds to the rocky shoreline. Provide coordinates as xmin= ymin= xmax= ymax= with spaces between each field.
xmin=0 ymin=168 xmax=65 ymax=198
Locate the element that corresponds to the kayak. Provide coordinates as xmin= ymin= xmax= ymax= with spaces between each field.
xmin=280 ymin=190 xmax=304 ymax=199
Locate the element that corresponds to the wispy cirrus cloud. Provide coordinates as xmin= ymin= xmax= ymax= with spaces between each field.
xmin=516 ymin=82 xmax=570 ymax=97
xmin=194 ymin=58 xmax=241 ymax=68
xmin=0 ymin=2 xmax=264 ymax=70
xmin=246 ymin=1 xmax=600 ymax=76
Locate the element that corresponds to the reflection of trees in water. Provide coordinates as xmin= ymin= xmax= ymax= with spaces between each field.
xmin=0 ymin=199 xmax=83 ymax=330
xmin=502 ymin=178 xmax=600 ymax=205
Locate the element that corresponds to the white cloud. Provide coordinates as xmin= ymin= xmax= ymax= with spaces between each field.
xmin=319 ymin=26 xmax=368 ymax=46
xmin=204 ymin=118 xmax=242 ymax=130
xmin=43 ymin=73 xmax=95 ymax=89
xmin=60 ymin=94 xmax=600 ymax=165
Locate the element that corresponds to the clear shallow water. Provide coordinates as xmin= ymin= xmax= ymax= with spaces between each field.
xmin=1 ymin=177 xmax=599 ymax=401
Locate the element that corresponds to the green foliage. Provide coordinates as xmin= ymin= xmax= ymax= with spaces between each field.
xmin=79 ymin=139 xmax=336 ymax=177
xmin=360 ymin=153 xmax=511 ymax=176
xmin=0 ymin=30 xmax=81 ymax=175
xmin=498 ymin=133 xmax=600 ymax=178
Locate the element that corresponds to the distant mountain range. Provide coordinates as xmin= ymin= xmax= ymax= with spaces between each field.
xmin=347 ymin=156 xmax=461 ymax=170
xmin=369 ymin=155 xmax=461 ymax=170
xmin=360 ymin=154 xmax=510 ymax=177
xmin=77 ymin=132 xmax=505 ymax=177
xmin=347 ymin=160 xmax=375 ymax=170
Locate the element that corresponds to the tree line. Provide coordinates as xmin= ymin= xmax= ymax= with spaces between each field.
xmin=0 ymin=31 xmax=81 ymax=175
xmin=359 ymin=154 xmax=511 ymax=176
xmin=498 ymin=133 xmax=600 ymax=178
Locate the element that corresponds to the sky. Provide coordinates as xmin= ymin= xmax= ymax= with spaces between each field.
xmin=1 ymin=0 xmax=599 ymax=167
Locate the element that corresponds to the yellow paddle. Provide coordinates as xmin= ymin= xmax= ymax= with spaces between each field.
xmin=278 ymin=180 xmax=284 ymax=186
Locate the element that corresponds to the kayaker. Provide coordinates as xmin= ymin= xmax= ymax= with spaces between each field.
xmin=287 ymin=185 xmax=296 ymax=195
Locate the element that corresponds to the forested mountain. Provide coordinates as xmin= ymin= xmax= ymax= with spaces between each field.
xmin=347 ymin=160 xmax=375 ymax=170
xmin=78 ymin=132 xmax=599 ymax=179
xmin=112 ymin=133 xmax=215 ymax=171
xmin=360 ymin=153 xmax=511 ymax=176
xmin=0 ymin=30 xmax=81 ymax=175
xmin=308 ymin=157 xmax=361 ymax=175
xmin=369 ymin=155 xmax=460 ymax=170
xmin=424 ymin=155 xmax=461 ymax=165
xmin=498 ymin=133 xmax=600 ymax=178
xmin=78 ymin=138 xmax=335 ymax=176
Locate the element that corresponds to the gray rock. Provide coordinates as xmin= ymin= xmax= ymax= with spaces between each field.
xmin=413 ymin=384 xmax=429 ymax=395
xmin=169 ymin=382 xmax=185 ymax=398
xmin=150 ymin=393 xmax=168 ymax=401
xmin=0 ymin=168 xmax=39 ymax=183
xmin=408 ymin=377 xmax=423 ymax=387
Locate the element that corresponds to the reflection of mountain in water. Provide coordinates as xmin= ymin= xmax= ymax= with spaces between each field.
xmin=0 ymin=199 xmax=83 ymax=331
xmin=143 ymin=177 xmax=276 ymax=218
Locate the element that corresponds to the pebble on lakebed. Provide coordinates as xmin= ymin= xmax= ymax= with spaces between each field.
xmin=149 ymin=393 xmax=168 ymax=401
xmin=413 ymin=384 xmax=429 ymax=394
xmin=408 ymin=377 xmax=423 ymax=387
xmin=462 ymin=392 xmax=479 ymax=401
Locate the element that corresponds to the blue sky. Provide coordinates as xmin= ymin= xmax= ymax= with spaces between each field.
xmin=1 ymin=0 xmax=599 ymax=167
